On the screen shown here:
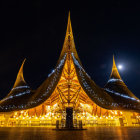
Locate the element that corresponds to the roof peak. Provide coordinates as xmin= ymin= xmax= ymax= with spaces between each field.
xmin=59 ymin=12 xmax=80 ymax=60
xmin=66 ymin=11 xmax=73 ymax=40
xmin=110 ymin=55 xmax=121 ymax=79
xmin=13 ymin=58 xmax=26 ymax=88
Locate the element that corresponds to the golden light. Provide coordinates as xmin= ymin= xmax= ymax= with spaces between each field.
xmin=21 ymin=111 xmax=24 ymax=114
xmin=53 ymin=103 xmax=57 ymax=108
xmin=41 ymin=117 xmax=44 ymax=120
xmin=115 ymin=111 xmax=118 ymax=115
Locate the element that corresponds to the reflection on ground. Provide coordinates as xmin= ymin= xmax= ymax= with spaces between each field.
xmin=0 ymin=127 xmax=140 ymax=140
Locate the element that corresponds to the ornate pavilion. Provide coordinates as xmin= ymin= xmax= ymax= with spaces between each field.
xmin=0 ymin=13 xmax=140 ymax=127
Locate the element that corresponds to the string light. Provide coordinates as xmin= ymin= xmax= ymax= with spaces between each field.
xmin=105 ymin=88 xmax=140 ymax=102
xmin=107 ymin=78 xmax=123 ymax=83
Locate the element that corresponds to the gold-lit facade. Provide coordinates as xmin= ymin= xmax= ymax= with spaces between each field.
xmin=0 ymin=13 xmax=140 ymax=127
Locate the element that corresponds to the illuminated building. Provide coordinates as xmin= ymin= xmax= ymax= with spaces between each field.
xmin=0 ymin=13 xmax=140 ymax=127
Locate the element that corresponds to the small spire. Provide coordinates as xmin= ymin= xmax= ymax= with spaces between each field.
xmin=13 ymin=58 xmax=26 ymax=88
xmin=68 ymin=11 xmax=70 ymax=22
xmin=66 ymin=11 xmax=73 ymax=38
xmin=59 ymin=11 xmax=79 ymax=58
xmin=59 ymin=12 xmax=81 ymax=62
xmin=112 ymin=55 xmax=116 ymax=69
xmin=110 ymin=55 xmax=121 ymax=79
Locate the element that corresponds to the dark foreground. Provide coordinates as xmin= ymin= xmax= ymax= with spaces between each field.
xmin=0 ymin=127 xmax=140 ymax=140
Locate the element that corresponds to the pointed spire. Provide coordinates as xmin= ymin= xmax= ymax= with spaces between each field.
xmin=59 ymin=11 xmax=80 ymax=60
xmin=110 ymin=55 xmax=121 ymax=79
xmin=13 ymin=59 xmax=26 ymax=88
xmin=65 ymin=11 xmax=73 ymax=39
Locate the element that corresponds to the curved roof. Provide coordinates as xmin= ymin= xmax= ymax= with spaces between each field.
xmin=0 ymin=54 xmax=66 ymax=112
xmin=104 ymin=56 xmax=140 ymax=111
xmin=8 ymin=59 xmax=29 ymax=97
xmin=0 ymin=13 xmax=140 ymax=113
xmin=0 ymin=59 xmax=34 ymax=112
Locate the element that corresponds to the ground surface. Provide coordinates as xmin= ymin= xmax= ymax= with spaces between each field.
xmin=0 ymin=127 xmax=140 ymax=140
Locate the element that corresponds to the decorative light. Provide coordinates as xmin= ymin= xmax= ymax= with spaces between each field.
xmin=12 ymin=86 xmax=30 ymax=91
xmin=41 ymin=117 xmax=44 ymax=120
xmin=53 ymin=103 xmax=57 ymax=108
xmin=107 ymin=78 xmax=123 ymax=83
xmin=105 ymin=88 xmax=140 ymax=102
xmin=21 ymin=111 xmax=24 ymax=114
xmin=14 ymin=112 xmax=18 ymax=115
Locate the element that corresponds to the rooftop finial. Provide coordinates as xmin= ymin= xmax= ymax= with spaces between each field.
xmin=112 ymin=54 xmax=116 ymax=69
xmin=65 ymin=11 xmax=73 ymax=37
xmin=13 ymin=58 xmax=26 ymax=88
xmin=59 ymin=12 xmax=80 ymax=60
xmin=110 ymin=55 xmax=121 ymax=79
xmin=68 ymin=11 xmax=70 ymax=20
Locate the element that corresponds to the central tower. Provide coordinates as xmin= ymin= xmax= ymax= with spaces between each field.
xmin=46 ymin=12 xmax=93 ymax=111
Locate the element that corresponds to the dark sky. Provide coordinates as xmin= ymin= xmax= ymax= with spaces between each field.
xmin=0 ymin=1 xmax=140 ymax=99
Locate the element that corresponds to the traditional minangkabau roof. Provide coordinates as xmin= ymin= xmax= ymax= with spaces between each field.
xmin=8 ymin=59 xmax=29 ymax=96
xmin=104 ymin=56 xmax=140 ymax=111
xmin=0 ymin=59 xmax=34 ymax=111
xmin=0 ymin=13 xmax=140 ymax=113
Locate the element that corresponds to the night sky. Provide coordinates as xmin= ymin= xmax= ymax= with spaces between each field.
xmin=0 ymin=1 xmax=140 ymax=99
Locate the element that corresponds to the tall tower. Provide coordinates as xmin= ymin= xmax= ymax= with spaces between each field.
xmin=45 ymin=12 xmax=92 ymax=110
